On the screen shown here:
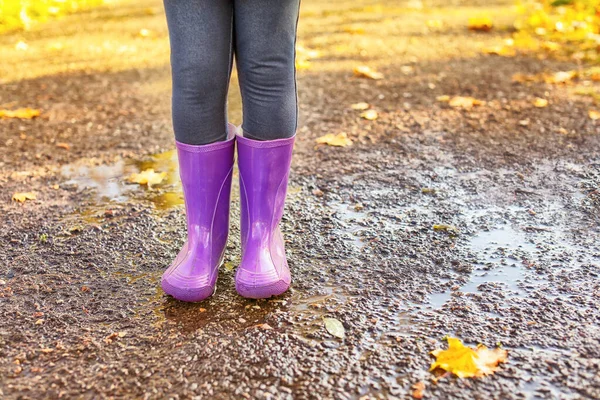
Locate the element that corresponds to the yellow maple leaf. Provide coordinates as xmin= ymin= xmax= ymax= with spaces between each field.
xmin=448 ymin=96 xmax=485 ymax=109
xmin=353 ymin=65 xmax=384 ymax=80
xmin=0 ymin=108 xmax=41 ymax=119
xmin=12 ymin=192 xmax=37 ymax=202
xmin=533 ymin=98 xmax=548 ymax=108
xmin=315 ymin=132 xmax=353 ymax=147
xmin=360 ymin=109 xmax=379 ymax=120
xmin=468 ymin=17 xmax=493 ymax=32
xmin=128 ymin=169 xmax=166 ymax=188
xmin=430 ymin=337 xmax=508 ymax=378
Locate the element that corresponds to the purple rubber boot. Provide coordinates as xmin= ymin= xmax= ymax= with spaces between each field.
xmin=161 ymin=124 xmax=236 ymax=302
xmin=235 ymin=133 xmax=295 ymax=299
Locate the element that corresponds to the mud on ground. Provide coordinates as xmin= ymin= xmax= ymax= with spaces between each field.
xmin=0 ymin=0 xmax=599 ymax=399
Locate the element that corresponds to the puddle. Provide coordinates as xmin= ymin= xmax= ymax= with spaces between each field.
xmin=429 ymin=226 xmax=547 ymax=308
xmin=61 ymin=150 xmax=183 ymax=209
xmin=331 ymin=201 xmax=368 ymax=250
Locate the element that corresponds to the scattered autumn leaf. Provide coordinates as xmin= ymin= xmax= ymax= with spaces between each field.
xmin=12 ymin=192 xmax=36 ymax=202
xmin=56 ymin=142 xmax=70 ymax=150
xmin=426 ymin=19 xmax=443 ymax=29
xmin=296 ymin=59 xmax=311 ymax=70
xmin=360 ymin=109 xmax=379 ymax=120
xmin=351 ymin=102 xmax=370 ymax=110
xmin=436 ymin=95 xmax=450 ymax=102
xmin=412 ymin=381 xmax=425 ymax=399
xmin=315 ymin=132 xmax=353 ymax=147
xmin=482 ymin=45 xmax=516 ymax=57
xmin=353 ymin=65 xmax=384 ymax=80
xmin=138 ymin=28 xmax=154 ymax=37
xmin=544 ymin=70 xmax=576 ymax=84
xmin=104 ymin=331 xmax=126 ymax=344
xmin=448 ymin=96 xmax=485 ymax=109
xmin=533 ymin=98 xmax=548 ymax=108
xmin=433 ymin=224 xmax=459 ymax=234
xmin=253 ymin=323 xmax=273 ymax=330
xmin=430 ymin=337 xmax=508 ymax=378
xmin=0 ymin=108 xmax=41 ymax=119
xmin=589 ymin=110 xmax=600 ymax=120
xmin=128 ymin=169 xmax=167 ymax=188
xmin=468 ymin=17 xmax=493 ymax=32
xmin=343 ymin=26 xmax=365 ymax=34
xmin=323 ymin=317 xmax=345 ymax=339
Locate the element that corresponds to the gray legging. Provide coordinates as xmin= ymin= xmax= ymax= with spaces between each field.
xmin=163 ymin=0 xmax=300 ymax=145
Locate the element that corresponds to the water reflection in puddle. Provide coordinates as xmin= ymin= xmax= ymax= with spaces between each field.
xmin=60 ymin=150 xmax=183 ymax=209
xmin=429 ymin=225 xmax=546 ymax=308
xmin=331 ymin=201 xmax=368 ymax=250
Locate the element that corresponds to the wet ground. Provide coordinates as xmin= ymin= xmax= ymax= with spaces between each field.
xmin=1 ymin=0 xmax=600 ymax=398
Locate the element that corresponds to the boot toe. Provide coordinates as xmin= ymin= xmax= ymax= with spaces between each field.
xmin=161 ymin=272 xmax=216 ymax=302
xmin=235 ymin=264 xmax=291 ymax=299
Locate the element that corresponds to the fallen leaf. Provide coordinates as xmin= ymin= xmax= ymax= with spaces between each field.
xmin=128 ymin=169 xmax=167 ymax=188
xmin=482 ymin=46 xmax=516 ymax=57
xmin=412 ymin=381 xmax=426 ymax=399
xmin=56 ymin=142 xmax=70 ymax=150
xmin=436 ymin=95 xmax=450 ymax=102
xmin=138 ymin=28 xmax=154 ymax=37
xmin=430 ymin=337 xmax=508 ymax=378
xmin=544 ymin=70 xmax=576 ymax=84
xmin=253 ymin=323 xmax=273 ymax=330
xmin=433 ymin=224 xmax=459 ymax=234
xmin=589 ymin=110 xmax=600 ymax=120
xmin=12 ymin=192 xmax=36 ymax=202
xmin=0 ymin=108 xmax=41 ymax=119
xmin=519 ymin=119 xmax=530 ymax=126
xmin=104 ymin=331 xmax=126 ymax=344
xmin=224 ymin=261 xmax=235 ymax=271
xmin=353 ymin=65 xmax=384 ymax=80
xmin=533 ymin=98 xmax=548 ymax=107
xmin=323 ymin=317 xmax=345 ymax=339
xmin=468 ymin=17 xmax=493 ymax=32
xmin=448 ymin=96 xmax=485 ymax=109
xmin=296 ymin=58 xmax=311 ymax=70
xmin=360 ymin=109 xmax=379 ymax=120
xmin=343 ymin=26 xmax=365 ymax=34
xmin=316 ymin=132 xmax=353 ymax=147
xmin=426 ymin=19 xmax=443 ymax=29
xmin=351 ymin=102 xmax=370 ymax=110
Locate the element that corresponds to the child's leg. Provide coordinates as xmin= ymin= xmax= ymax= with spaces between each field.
xmin=233 ymin=0 xmax=301 ymax=141
xmin=163 ymin=0 xmax=234 ymax=145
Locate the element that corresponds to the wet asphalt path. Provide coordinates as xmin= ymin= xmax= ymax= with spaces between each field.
xmin=1 ymin=0 xmax=600 ymax=398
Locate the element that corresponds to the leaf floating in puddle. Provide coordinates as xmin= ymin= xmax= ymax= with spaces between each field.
xmin=430 ymin=337 xmax=508 ymax=378
xmin=433 ymin=224 xmax=459 ymax=234
xmin=128 ymin=169 xmax=166 ymax=188
xmin=323 ymin=317 xmax=345 ymax=339
xmin=315 ymin=132 xmax=353 ymax=147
